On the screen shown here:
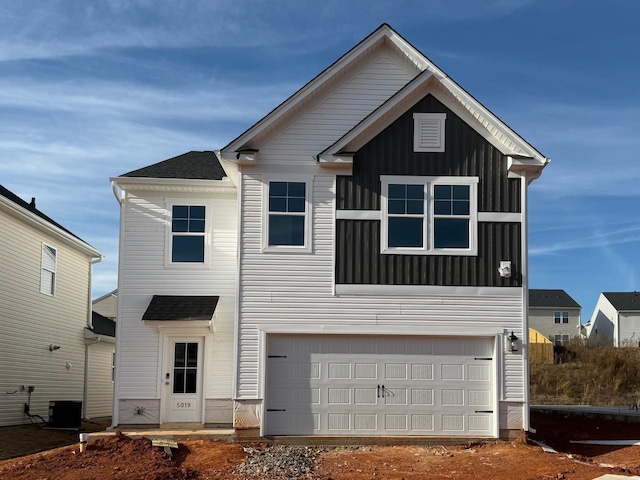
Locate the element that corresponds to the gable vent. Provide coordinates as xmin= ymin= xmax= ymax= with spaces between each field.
xmin=413 ymin=113 xmax=446 ymax=152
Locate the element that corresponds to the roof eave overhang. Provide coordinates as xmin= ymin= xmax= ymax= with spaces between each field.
xmin=507 ymin=155 xmax=551 ymax=183
xmin=109 ymin=176 xmax=236 ymax=194
xmin=84 ymin=328 xmax=115 ymax=343
xmin=0 ymin=196 xmax=103 ymax=259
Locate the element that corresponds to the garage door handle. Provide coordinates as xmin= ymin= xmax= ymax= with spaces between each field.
xmin=267 ymin=409 xmax=286 ymax=412
xmin=268 ymin=355 xmax=287 ymax=358
xmin=474 ymin=357 xmax=493 ymax=360
xmin=475 ymin=410 xmax=493 ymax=413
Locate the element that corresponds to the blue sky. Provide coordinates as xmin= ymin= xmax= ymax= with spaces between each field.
xmin=1 ymin=0 xmax=638 ymax=320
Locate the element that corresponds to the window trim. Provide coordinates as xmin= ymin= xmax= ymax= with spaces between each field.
xmin=262 ymin=177 xmax=313 ymax=254
xmin=164 ymin=200 xmax=212 ymax=268
xmin=380 ymin=175 xmax=478 ymax=256
xmin=554 ymin=311 xmax=569 ymax=324
xmin=40 ymin=243 xmax=57 ymax=296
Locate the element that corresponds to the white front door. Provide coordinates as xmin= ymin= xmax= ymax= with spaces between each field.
xmin=163 ymin=337 xmax=204 ymax=423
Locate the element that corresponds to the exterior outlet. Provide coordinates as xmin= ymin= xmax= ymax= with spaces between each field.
xmin=135 ymin=407 xmax=145 ymax=415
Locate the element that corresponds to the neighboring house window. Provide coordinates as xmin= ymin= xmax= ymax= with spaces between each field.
xmin=554 ymin=334 xmax=570 ymax=346
xmin=264 ymin=179 xmax=312 ymax=252
xmin=381 ymin=176 xmax=478 ymax=255
xmin=171 ymin=205 xmax=206 ymax=263
xmin=554 ymin=311 xmax=569 ymax=324
xmin=413 ymin=113 xmax=446 ymax=152
xmin=40 ymin=244 xmax=57 ymax=295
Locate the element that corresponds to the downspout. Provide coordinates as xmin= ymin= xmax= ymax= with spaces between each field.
xmin=521 ymin=172 xmax=531 ymax=433
xmin=108 ymin=181 xmax=125 ymax=430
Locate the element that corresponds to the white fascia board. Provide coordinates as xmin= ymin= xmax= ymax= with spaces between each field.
xmin=0 ymin=196 xmax=103 ymax=260
xmin=214 ymin=150 xmax=239 ymax=187
xmin=440 ymin=76 xmax=548 ymax=163
xmin=109 ymin=176 xmax=236 ymax=194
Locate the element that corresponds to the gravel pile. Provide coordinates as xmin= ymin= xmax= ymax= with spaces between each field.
xmin=235 ymin=445 xmax=330 ymax=478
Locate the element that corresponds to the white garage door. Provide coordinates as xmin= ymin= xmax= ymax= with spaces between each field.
xmin=265 ymin=335 xmax=495 ymax=436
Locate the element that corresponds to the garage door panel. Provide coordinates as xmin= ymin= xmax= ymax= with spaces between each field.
xmin=266 ymin=335 xmax=495 ymax=436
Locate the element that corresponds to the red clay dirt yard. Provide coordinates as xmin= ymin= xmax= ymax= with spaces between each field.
xmin=2 ymin=412 xmax=640 ymax=479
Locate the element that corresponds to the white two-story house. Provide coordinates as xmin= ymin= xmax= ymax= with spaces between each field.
xmin=112 ymin=24 xmax=548 ymax=439
xmin=0 ymin=184 xmax=104 ymax=426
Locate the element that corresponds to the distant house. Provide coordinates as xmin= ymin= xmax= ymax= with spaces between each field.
xmin=0 ymin=185 xmax=104 ymax=426
xmin=84 ymin=310 xmax=116 ymax=419
xmin=93 ymin=289 xmax=117 ymax=321
xmin=586 ymin=292 xmax=640 ymax=346
xmin=529 ymin=289 xmax=581 ymax=345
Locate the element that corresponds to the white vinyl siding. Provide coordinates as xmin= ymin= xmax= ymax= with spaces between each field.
xmin=0 ymin=210 xmax=93 ymax=426
xmin=116 ymin=191 xmax=237 ymax=404
xmin=237 ymin=175 xmax=526 ymax=428
xmin=85 ymin=341 xmax=115 ymax=418
xmin=260 ymin=52 xmax=416 ymax=165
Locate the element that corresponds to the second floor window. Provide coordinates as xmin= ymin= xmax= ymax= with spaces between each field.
xmin=554 ymin=311 xmax=569 ymax=324
xmin=40 ymin=244 xmax=57 ymax=295
xmin=381 ymin=176 xmax=478 ymax=255
xmin=266 ymin=181 xmax=309 ymax=249
xmin=171 ymin=205 xmax=205 ymax=263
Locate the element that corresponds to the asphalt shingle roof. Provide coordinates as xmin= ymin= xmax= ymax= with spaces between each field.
xmin=603 ymin=292 xmax=640 ymax=311
xmin=529 ymin=289 xmax=581 ymax=309
xmin=90 ymin=311 xmax=116 ymax=337
xmin=120 ymin=151 xmax=226 ymax=180
xmin=142 ymin=295 xmax=220 ymax=321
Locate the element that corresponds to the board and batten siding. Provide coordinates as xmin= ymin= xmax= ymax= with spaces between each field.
xmin=117 ymin=191 xmax=237 ymax=406
xmin=259 ymin=51 xmax=417 ymax=165
xmin=0 ymin=210 xmax=93 ymax=426
xmin=85 ymin=341 xmax=115 ymax=418
xmin=237 ymin=175 xmax=525 ymax=409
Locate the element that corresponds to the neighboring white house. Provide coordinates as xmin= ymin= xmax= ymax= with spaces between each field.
xmin=0 ymin=184 xmax=104 ymax=426
xmin=586 ymin=292 xmax=640 ymax=346
xmin=93 ymin=289 xmax=117 ymax=321
xmin=111 ymin=24 xmax=549 ymax=439
xmin=528 ymin=289 xmax=581 ymax=345
xmin=110 ymin=151 xmax=237 ymax=427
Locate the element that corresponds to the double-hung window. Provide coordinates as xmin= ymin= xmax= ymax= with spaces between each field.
xmin=381 ymin=176 xmax=477 ymax=255
xmin=40 ymin=244 xmax=57 ymax=295
xmin=264 ymin=179 xmax=311 ymax=252
xmin=554 ymin=311 xmax=569 ymax=324
xmin=169 ymin=204 xmax=206 ymax=264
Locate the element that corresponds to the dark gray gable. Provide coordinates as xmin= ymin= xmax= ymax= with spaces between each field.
xmin=529 ymin=289 xmax=581 ymax=309
xmin=120 ymin=151 xmax=226 ymax=180
xmin=603 ymin=292 xmax=640 ymax=311
xmin=142 ymin=295 xmax=220 ymax=321
xmin=90 ymin=311 xmax=116 ymax=337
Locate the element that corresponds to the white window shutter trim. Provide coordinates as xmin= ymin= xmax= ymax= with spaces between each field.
xmin=414 ymin=113 xmax=446 ymax=152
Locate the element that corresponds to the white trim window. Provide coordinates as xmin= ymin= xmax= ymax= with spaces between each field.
xmin=554 ymin=311 xmax=569 ymax=324
xmin=381 ymin=176 xmax=478 ymax=255
xmin=166 ymin=202 xmax=210 ymax=265
xmin=40 ymin=243 xmax=57 ymax=295
xmin=263 ymin=179 xmax=312 ymax=253
xmin=554 ymin=334 xmax=570 ymax=346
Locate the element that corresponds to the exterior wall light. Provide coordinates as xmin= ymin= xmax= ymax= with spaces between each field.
xmin=49 ymin=344 xmax=61 ymax=351
xmin=507 ymin=331 xmax=518 ymax=352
